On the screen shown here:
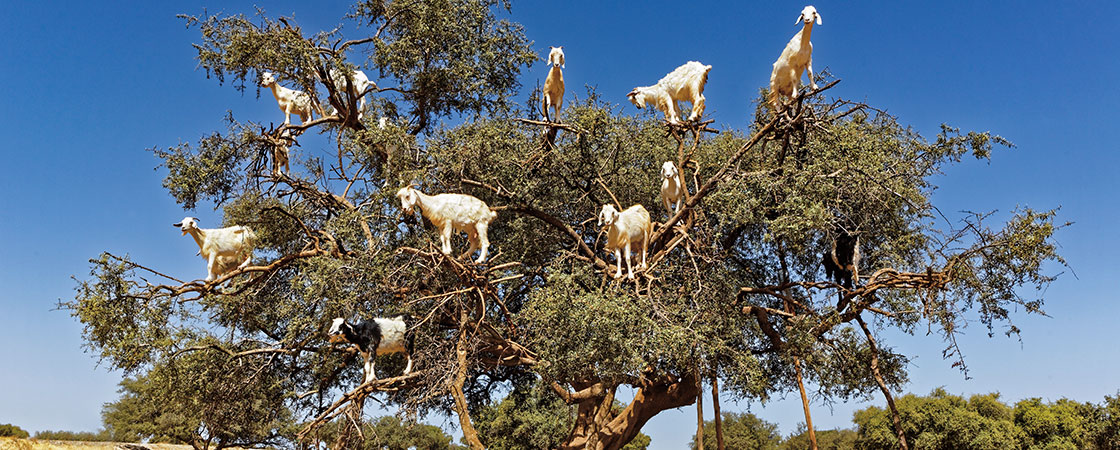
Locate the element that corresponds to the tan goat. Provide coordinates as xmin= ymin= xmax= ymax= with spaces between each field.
xmin=542 ymin=46 xmax=565 ymax=122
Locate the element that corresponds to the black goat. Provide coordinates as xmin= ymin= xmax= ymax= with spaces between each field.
xmin=328 ymin=315 xmax=414 ymax=383
xmin=822 ymin=230 xmax=861 ymax=311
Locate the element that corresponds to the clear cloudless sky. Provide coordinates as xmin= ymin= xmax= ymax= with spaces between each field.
xmin=1 ymin=1 xmax=1117 ymax=448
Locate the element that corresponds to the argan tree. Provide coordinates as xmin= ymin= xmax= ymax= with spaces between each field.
xmin=65 ymin=1 xmax=1066 ymax=449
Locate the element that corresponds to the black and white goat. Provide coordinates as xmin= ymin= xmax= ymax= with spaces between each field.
xmin=822 ymin=229 xmax=860 ymax=310
xmin=328 ymin=315 xmax=414 ymax=383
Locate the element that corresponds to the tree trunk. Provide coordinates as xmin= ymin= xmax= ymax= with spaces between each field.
xmin=794 ymin=357 xmax=818 ymax=450
xmin=453 ymin=312 xmax=485 ymax=450
xmin=559 ymin=372 xmax=700 ymax=450
xmin=712 ymin=375 xmax=724 ymax=450
xmin=857 ymin=315 xmax=909 ymax=450
xmin=695 ymin=367 xmax=704 ymax=449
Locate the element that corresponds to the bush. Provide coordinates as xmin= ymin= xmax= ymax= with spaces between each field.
xmin=0 ymin=423 xmax=30 ymax=438
xmin=33 ymin=429 xmax=113 ymax=441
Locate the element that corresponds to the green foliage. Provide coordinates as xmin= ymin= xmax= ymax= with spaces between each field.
xmin=353 ymin=0 xmax=537 ymax=133
xmin=1097 ymin=393 xmax=1120 ymax=449
xmin=152 ymin=116 xmax=263 ymax=209
xmin=473 ymin=380 xmax=652 ymax=449
xmin=0 ymin=424 xmax=29 ymax=439
xmin=690 ymin=412 xmax=782 ymax=450
xmin=851 ymin=389 xmax=1120 ymax=450
xmin=1014 ymin=397 xmax=1097 ymax=450
xmin=781 ymin=427 xmax=858 ymax=450
xmin=101 ymin=350 xmax=295 ymax=449
xmin=475 ymin=381 xmax=575 ymax=449
xmin=32 ymin=429 xmax=112 ymax=442
xmin=854 ymin=389 xmax=1026 ymax=449
xmin=318 ymin=416 xmax=465 ymax=449
xmin=622 ymin=432 xmax=651 ymax=450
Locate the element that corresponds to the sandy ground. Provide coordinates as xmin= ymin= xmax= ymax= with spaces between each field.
xmin=0 ymin=438 xmax=221 ymax=450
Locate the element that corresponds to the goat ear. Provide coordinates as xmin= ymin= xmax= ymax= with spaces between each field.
xmin=626 ymin=90 xmax=637 ymax=98
xmin=815 ymin=12 xmax=822 ymax=25
xmin=795 ymin=13 xmax=802 ymax=24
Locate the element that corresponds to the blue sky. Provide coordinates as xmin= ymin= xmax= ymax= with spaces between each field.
xmin=1 ymin=1 xmax=1117 ymax=448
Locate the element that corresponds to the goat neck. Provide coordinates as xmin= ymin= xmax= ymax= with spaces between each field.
xmin=411 ymin=190 xmax=438 ymax=220
xmin=185 ymin=228 xmax=208 ymax=253
xmin=798 ymin=21 xmax=814 ymax=49
xmin=341 ymin=322 xmax=370 ymax=349
xmin=265 ymin=81 xmax=284 ymax=99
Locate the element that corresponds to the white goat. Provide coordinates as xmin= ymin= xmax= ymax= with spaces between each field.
xmin=542 ymin=46 xmax=565 ymax=122
xmin=660 ymin=161 xmax=684 ymax=217
xmin=327 ymin=67 xmax=376 ymax=120
xmin=173 ymin=217 xmax=257 ymax=282
xmin=627 ymin=61 xmax=712 ymax=124
xmin=598 ymin=204 xmax=651 ymax=280
xmin=260 ymin=72 xmax=320 ymax=125
xmin=770 ymin=5 xmax=822 ymax=111
xmin=328 ymin=315 xmax=414 ymax=383
xmin=396 ymin=186 xmax=497 ymax=264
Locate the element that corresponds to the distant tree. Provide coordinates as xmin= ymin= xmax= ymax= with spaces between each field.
xmin=1014 ymin=397 xmax=1098 ymax=449
xmin=1093 ymin=392 xmax=1120 ymax=449
xmin=0 ymin=424 xmax=29 ymax=438
xmin=64 ymin=1 xmax=1067 ymax=450
xmin=475 ymin=380 xmax=650 ymax=450
xmin=475 ymin=381 xmax=574 ymax=449
xmin=317 ymin=416 xmax=464 ymax=449
xmin=621 ymin=431 xmax=651 ymax=450
xmin=100 ymin=350 xmax=294 ymax=449
xmin=32 ymin=429 xmax=113 ymax=441
xmin=853 ymin=389 xmax=1025 ymax=449
xmin=783 ymin=426 xmax=857 ymax=450
xmin=690 ymin=412 xmax=781 ymax=450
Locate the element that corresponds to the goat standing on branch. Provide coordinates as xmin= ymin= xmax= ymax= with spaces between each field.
xmin=261 ymin=72 xmax=322 ymax=125
xmin=396 ymin=186 xmax=497 ymax=264
xmin=822 ymin=228 xmax=861 ymax=310
xmin=770 ymin=5 xmax=822 ymax=112
xmin=598 ymin=204 xmax=651 ymax=279
xmin=270 ymin=128 xmax=294 ymax=176
xmin=660 ymin=161 xmax=684 ymax=218
xmin=627 ymin=61 xmax=712 ymax=124
xmin=173 ymin=217 xmax=257 ymax=282
xmin=542 ymin=46 xmax=565 ymax=122
xmin=328 ymin=316 xmax=414 ymax=384
xmin=326 ymin=67 xmax=376 ymax=120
